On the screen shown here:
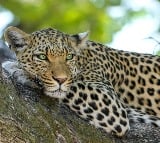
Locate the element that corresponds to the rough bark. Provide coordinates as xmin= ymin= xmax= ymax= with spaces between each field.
xmin=0 ymin=65 xmax=160 ymax=143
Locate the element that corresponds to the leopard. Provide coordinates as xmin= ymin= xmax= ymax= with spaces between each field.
xmin=4 ymin=26 xmax=160 ymax=137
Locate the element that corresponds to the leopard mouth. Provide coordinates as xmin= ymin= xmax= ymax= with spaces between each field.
xmin=33 ymin=77 xmax=67 ymax=98
xmin=44 ymin=89 xmax=67 ymax=99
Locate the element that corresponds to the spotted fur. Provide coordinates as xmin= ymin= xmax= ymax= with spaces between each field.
xmin=4 ymin=26 xmax=160 ymax=137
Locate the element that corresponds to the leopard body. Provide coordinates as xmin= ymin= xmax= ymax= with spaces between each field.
xmin=4 ymin=27 xmax=160 ymax=136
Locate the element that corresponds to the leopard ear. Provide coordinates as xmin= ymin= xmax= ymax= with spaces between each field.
xmin=70 ymin=31 xmax=88 ymax=48
xmin=4 ymin=26 xmax=30 ymax=53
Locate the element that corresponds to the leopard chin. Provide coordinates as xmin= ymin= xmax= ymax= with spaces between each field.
xmin=44 ymin=89 xmax=67 ymax=99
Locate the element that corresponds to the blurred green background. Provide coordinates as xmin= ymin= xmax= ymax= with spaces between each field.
xmin=0 ymin=0 xmax=160 ymax=53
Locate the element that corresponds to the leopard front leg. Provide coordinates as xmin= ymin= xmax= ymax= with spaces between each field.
xmin=62 ymin=81 xmax=130 ymax=137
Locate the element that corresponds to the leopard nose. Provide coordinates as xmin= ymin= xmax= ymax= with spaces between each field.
xmin=53 ymin=77 xmax=67 ymax=84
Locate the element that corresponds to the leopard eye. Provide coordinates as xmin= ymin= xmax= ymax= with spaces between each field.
xmin=66 ymin=54 xmax=74 ymax=60
xmin=37 ymin=54 xmax=47 ymax=60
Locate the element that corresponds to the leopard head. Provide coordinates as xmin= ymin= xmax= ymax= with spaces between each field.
xmin=4 ymin=26 xmax=88 ymax=98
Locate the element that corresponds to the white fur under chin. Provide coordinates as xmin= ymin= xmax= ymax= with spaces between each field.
xmin=44 ymin=90 xmax=67 ymax=99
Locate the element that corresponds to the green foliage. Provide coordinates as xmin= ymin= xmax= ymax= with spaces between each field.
xmin=156 ymin=50 xmax=160 ymax=56
xmin=1 ymin=0 xmax=147 ymax=43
